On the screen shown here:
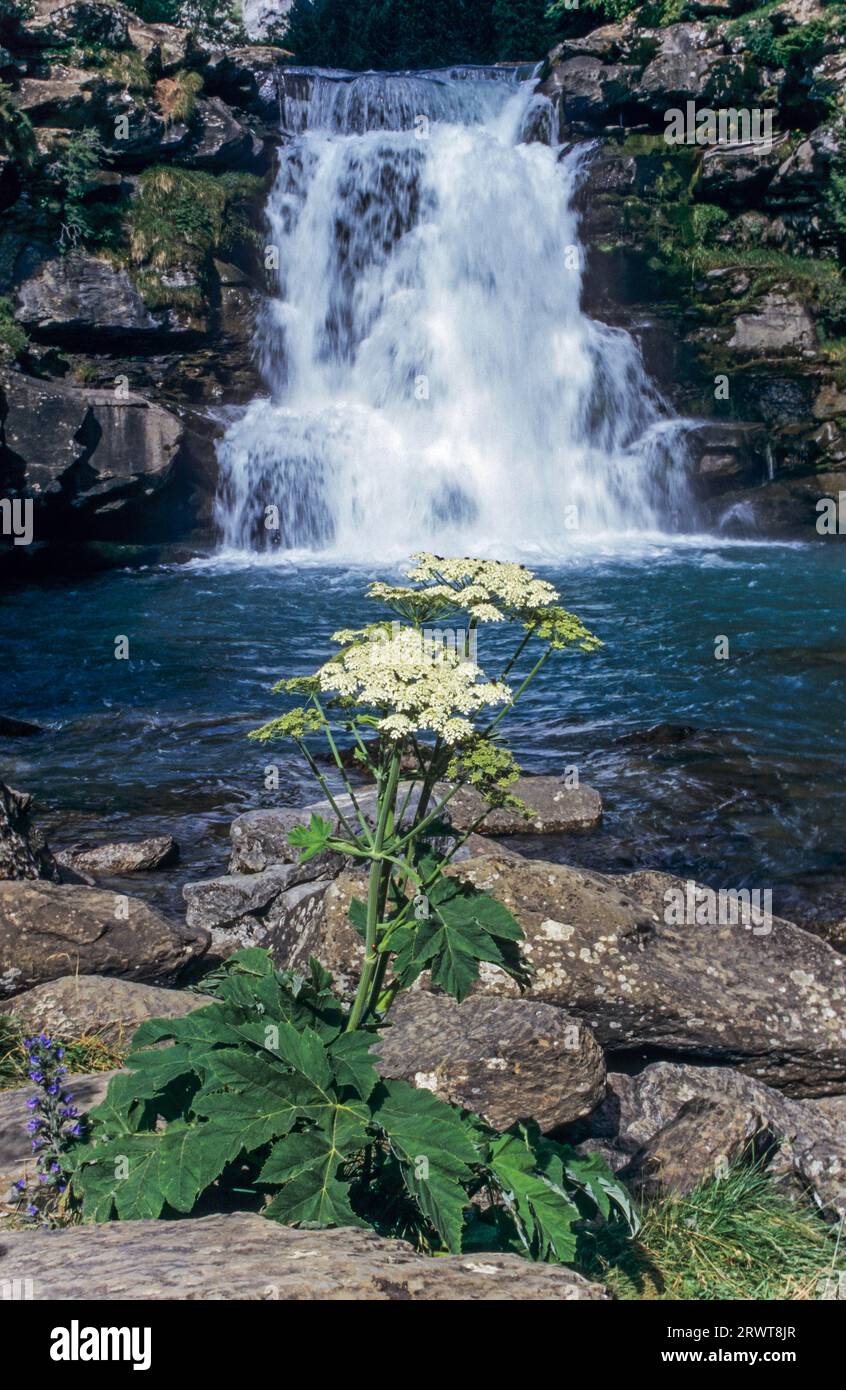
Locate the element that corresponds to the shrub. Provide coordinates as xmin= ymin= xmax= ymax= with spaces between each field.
xmin=65 ymin=557 xmax=638 ymax=1264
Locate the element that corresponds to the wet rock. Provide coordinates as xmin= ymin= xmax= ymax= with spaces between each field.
xmin=440 ymin=776 xmax=602 ymax=836
xmin=0 ymin=881 xmax=209 ymax=997
xmin=1 ymin=371 xmax=184 ymax=541
xmin=55 ymin=836 xmax=179 ymax=877
xmin=579 ymin=1062 xmax=846 ymax=1219
xmin=0 ymin=1212 xmax=609 ymax=1299
xmin=373 ymin=993 xmax=605 ymax=1134
xmin=0 ymin=715 xmax=42 ymax=737
xmin=180 ymin=96 xmax=257 ymax=171
xmin=696 ymin=135 xmax=788 ymax=205
xmin=0 ymin=782 xmax=59 ymax=883
xmin=204 ymin=47 xmax=284 ymax=119
xmin=0 ymin=975 xmax=198 ymax=1048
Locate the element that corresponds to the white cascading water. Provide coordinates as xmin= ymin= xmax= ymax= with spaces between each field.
xmin=215 ymin=67 xmax=695 ymax=561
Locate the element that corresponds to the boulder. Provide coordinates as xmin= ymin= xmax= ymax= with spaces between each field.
xmin=229 ymin=803 xmax=349 ymax=875
xmin=0 ymin=975 xmax=198 ymax=1047
xmin=255 ymin=853 xmax=846 ymax=1095
xmin=727 ymin=292 xmax=817 ymax=355
xmin=15 ymin=253 xmax=192 ymax=346
xmin=443 ymin=859 xmax=846 ymax=1095
xmin=373 ymin=993 xmax=605 ymax=1133
xmin=0 ymin=782 xmax=59 ymax=883
xmin=1 ymin=371 xmax=184 ymax=540
xmin=0 ymin=881 xmax=208 ymax=997
xmin=55 ymin=836 xmax=179 ymax=877
xmin=179 ymin=97 xmax=256 ymax=171
xmin=0 ymin=1212 xmax=609 ymax=1299
xmin=579 ymin=1062 xmax=846 ymax=1219
xmin=441 ymin=776 xmax=602 ymax=836
xmin=183 ymin=861 xmax=328 ymax=933
xmin=619 ymin=1097 xmax=768 ymax=1197
xmin=0 ymin=1070 xmax=118 ymax=1196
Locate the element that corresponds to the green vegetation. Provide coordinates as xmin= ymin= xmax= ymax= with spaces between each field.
xmin=0 ymin=80 xmax=36 ymax=165
xmin=0 ymin=294 xmax=27 ymax=363
xmin=62 ymin=559 xmax=641 ymax=1265
xmin=126 ymin=166 xmax=263 ymax=310
xmin=46 ymin=131 xmax=119 ymax=251
xmin=284 ymin=0 xmax=560 ymax=69
xmin=154 ymin=69 xmax=204 ymax=123
xmin=589 ymin=1164 xmax=846 ymax=1300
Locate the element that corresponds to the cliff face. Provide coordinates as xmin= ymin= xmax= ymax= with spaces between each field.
xmin=541 ymin=1 xmax=846 ymax=535
xmin=1 ymin=1 xmax=844 ymax=574
xmin=0 ymin=3 xmax=283 ymax=575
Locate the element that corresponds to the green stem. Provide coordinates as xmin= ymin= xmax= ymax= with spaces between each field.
xmin=346 ymin=750 xmax=402 ymax=1033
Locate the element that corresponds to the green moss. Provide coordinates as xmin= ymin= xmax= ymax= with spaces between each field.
xmin=0 ymin=295 xmax=26 ymax=363
xmin=0 ymin=81 xmax=36 ymax=166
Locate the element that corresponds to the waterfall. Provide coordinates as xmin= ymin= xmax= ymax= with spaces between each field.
xmin=215 ymin=66 xmax=695 ymax=562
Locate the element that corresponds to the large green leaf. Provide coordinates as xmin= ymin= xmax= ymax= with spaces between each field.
xmin=156 ymin=1121 xmax=238 ymax=1213
xmin=389 ymin=861 xmax=529 ymax=1002
xmin=260 ymin=1101 xmax=371 ymax=1229
xmin=485 ymin=1129 xmax=582 ymax=1263
xmin=373 ymin=1080 xmax=479 ymax=1252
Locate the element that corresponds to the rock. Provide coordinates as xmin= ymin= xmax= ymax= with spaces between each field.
xmin=0 ymin=976 xmax=198 ymax=1048
xmin=229 ymin=805 xmax=345 ymax=875
xmin=728 ymin=293 xmax=816 ymax=355
xmin=55 ymin=836 xmax=179 ymax=877
xmin=20 ymin=2 xmax=132 ymax=51
xmin=540 ymin=56 xmax=639 ymax=127
xmin=180 ymin=97 xmax=256 ymax=171
xmin=635 ymin=23 xmax=745 ymax=108
xmin=0 ymin=881 xmax=208 ymax=997
xmin=0 ymin=1070 xmax=119 ymax=1196
xmin=204 ymin=47 xmax=285 ymax=119
xmin=619 ymin=1097 xmax=768 ymax=1197
xmin=15 ymin=253 xmax=193 ymax=346
xmin=11 ymin=70 xmax=98 ymax=127
xmin=580 ymin=1062 xmax=846 ymax=1219
xmin=268 ymin=871 xmax=367 ymax=996
xmin=0 ymin=715 xmax=41 ymax=737
xmin=696 ymin=135 xmax=788 ymax=204
xmin=452 ymin=857 xmax=846 ymax=1097
xmin=0 ymin=1211 xmax=609 ymax=1299
xmin=440 ymin=776 xmax=602 ymax=836
xmin=686 ymin=420 xmax=768 ymax=493
xmin=0 ymin=782 xmax=59 ymax=883
xmin=183 ymin=860 xmax=327 ymax=933
xmin=1 ymin=371 xmax=184 ymax=542
xmin=373 ymin=993 xmax=605 ymax=1133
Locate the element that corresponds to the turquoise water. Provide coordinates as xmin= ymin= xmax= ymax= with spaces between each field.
xmin=2 ymin=541 xmax=844 ymax=931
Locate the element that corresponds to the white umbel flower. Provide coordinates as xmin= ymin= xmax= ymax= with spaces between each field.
xmin=317 ymin=624 xmax=511 ymax=743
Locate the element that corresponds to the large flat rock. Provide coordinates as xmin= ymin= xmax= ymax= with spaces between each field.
xmin=0 ymin=881 xmax=208 ymax=997
xmin=0 ymin=1212 xmax=609 ymax=1299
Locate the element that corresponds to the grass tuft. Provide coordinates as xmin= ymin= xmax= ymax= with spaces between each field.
xmin=585 ymin=1163 xmax=845 ymax=1301
xmin=0 ymin=1015 xmax=125 ymax=1092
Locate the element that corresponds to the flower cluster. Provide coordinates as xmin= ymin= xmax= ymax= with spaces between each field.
xmin=12 ymin=1034 xmax=81 ymax=1224
xmin=315 ymin=623 xmax=511 ymax=744
xmin=367 ymin=553 xmax=562 ymax=625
